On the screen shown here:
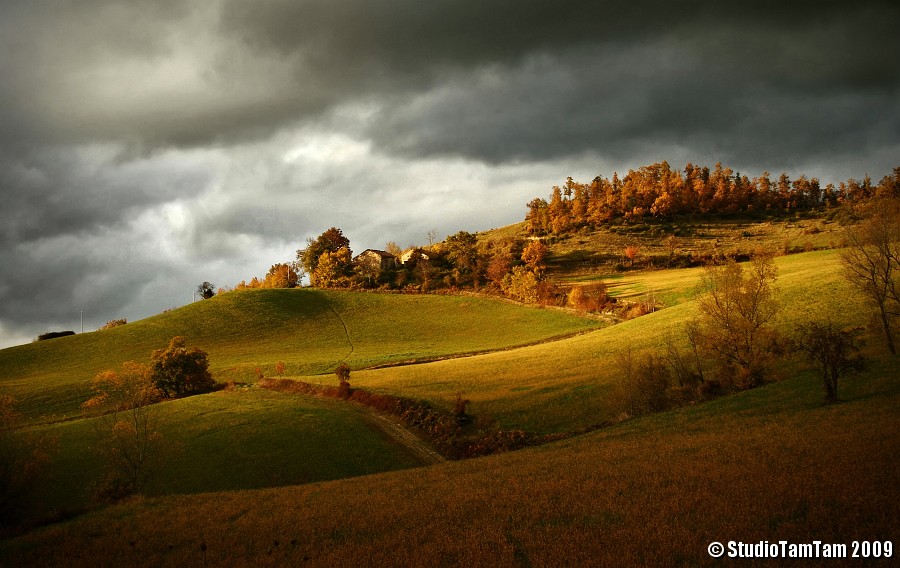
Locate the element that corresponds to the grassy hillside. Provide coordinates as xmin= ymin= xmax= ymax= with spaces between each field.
xmin=482 ymin=213 xmax=847 ymax=278
xmin=2 ymin=244 xmax=895 ymax=565
xmin=299 ymin=250 xmax=873 ymax=433
xmin=3 ymin=346 xmax=896 ymax=567
xmin=13 ymin=388 xmax=427 ymax=526
xmin=0 ymin=289 xmax=601 ymax=423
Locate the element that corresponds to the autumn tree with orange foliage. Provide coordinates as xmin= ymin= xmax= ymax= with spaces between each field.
xmin=528 ymin=162 xmax=899 ymax=236
xmin=521 ymin=240 xmax=549 ymax=274
xmin=694 ymin=254 xmax=782 ymax=390
xmin=82 ymin=361 xmax=164 ymax=498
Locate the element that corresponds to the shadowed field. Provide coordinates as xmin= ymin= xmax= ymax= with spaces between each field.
xmin=3 ymin=351 xmax=896 ymax=567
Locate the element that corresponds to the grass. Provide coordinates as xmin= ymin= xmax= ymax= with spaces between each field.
xmin=3 ymin=345 xmax=896 ymax=567
xmin=15 ymin=388 xmax=426 ymax=525
xmin=1 ymin=238 xmax=895 ymax=566
xmin=0 ymin=289 xmax=601 ymax=424
xmin=297 ymin=250 xmax=873 ymax=433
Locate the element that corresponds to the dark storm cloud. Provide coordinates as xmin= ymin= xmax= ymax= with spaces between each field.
xmin=0 ymin=0 xmax=895 ymax=160
xmin=0 ymin=146 xmax=209 ymax=246
xmin=0 ymin=0 xmax=898 ymax=348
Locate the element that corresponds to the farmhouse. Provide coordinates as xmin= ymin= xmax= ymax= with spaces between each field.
xmin=399 ymin=248 xmax=430 ymax=265
xmin=354 ymin=249 xmax=397 ymax=279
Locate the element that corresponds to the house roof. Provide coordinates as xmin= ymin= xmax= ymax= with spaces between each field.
xmin=356 ymin=249 xmax=396 ymax=259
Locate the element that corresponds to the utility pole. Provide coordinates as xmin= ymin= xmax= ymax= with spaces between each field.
xmin=81 ymin=310 xmax=83 ymax=333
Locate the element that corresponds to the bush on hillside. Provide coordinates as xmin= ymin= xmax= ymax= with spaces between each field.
xmin=335 ymin=362 xmax=351 ymax=400
xmin=149 ymin=337 xmax=216 ymax=397
xmin=99 ymin=319 xmax=127 ymax=330
xmin=568 ymin=282 xmax=609 ymax=312
xmin=35 ymin=331 xmax=75 ymax=341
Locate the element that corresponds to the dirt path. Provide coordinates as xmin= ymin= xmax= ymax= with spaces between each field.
xmin=364 ymin=411 xmax=446 ymax=465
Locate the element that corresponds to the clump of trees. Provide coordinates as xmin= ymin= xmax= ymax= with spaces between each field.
xmin=82 ymin=337 xmax=215 ymax=499
xmin=567 ymin=282 xmax=611 ymax=313
xmin=35 ymin=331 xmax=75 ymax=341
xmin=196 ymin=282 xmax=216 ymax=300
xmin=526 ymin=163 xmax=900 ymax=236
xmin=615 ymin=253 xmax=784 ymax=418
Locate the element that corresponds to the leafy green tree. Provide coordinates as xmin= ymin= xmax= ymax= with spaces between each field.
xmin=311 ymin=247 xmax=353 ymax=288
xmin=150 ymin=337 xmax=215 ymax=397
xmin=501 ymin=266 xmax=539 ymax=303
xmin=335 ymin=362 xmax=351 ymax=399
xmin=264 ymin=263 xmax=300 ymax=288
xmin=444 ymin=231 xmax=478 ymax=273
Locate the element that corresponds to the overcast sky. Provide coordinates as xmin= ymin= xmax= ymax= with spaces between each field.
xmin=1 ymin=1 xmax=898 ymax=348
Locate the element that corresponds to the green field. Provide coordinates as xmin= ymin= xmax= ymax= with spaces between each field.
xmin=1 ymin=247 xmax=897 ymax=566
xmin=0 ymin=289 xmax=601 ymax=424
xmin=14 ymin=388 xmax=426 ymax=521
xmin=3 ymin=339 xmax=896 ymax=567
xmin=300 ymin=250 xmax=871 ymax=433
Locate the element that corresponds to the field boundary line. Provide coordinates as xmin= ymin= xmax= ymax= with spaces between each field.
xmin=324 ymin=297 xmax=354 ymax=362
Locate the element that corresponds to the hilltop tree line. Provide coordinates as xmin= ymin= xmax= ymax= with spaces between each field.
xmin=208 ymin=162 xmax=898 ymax=328
xmin=526 ymin=162 xmax=900 ymax=235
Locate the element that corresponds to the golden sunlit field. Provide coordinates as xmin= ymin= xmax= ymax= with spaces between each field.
xmin=3 ymin=352 xmax=897 ymax=567
xmin=2 ymin=244 xmax=897 ymax=567
xmin=2 ymin=2 xmax=898 ymax=565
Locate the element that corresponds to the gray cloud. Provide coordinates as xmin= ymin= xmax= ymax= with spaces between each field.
xmin=0 ymin=1 xmax=898 ymax=347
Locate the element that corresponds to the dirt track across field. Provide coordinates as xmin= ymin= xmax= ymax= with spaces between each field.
xmin=364 ymin=411 xmax=446 ymax=465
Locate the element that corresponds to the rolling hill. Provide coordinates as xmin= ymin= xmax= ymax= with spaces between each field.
xmin=1 ymin=242 xmax=897 ymax=566
xmin=0 ymin=289 xmax=601 ymax=424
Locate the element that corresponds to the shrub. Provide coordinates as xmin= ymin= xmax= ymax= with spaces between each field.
xmin=99 ymin=319 xmax=127 ymax=330
xmin=149 ymin=337 xmax=216 ymax=397
xmin=35 ymin=331 xmax=75 ymax=341
xmin=615 ymin=350 xmax=673 ymax=417
xmin=453 ymin=392 xmax=471 ymax=425
xmin=335 ymin=363 xmax=351 ymax=400
xmin=567 ymin=282 xmax=609 ymax=312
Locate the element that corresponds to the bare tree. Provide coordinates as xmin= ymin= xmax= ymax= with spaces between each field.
xmin=839 ymin=198 xmax=900 ymax=354
xmin=793 ymin=321 xmax=865 ymax=403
